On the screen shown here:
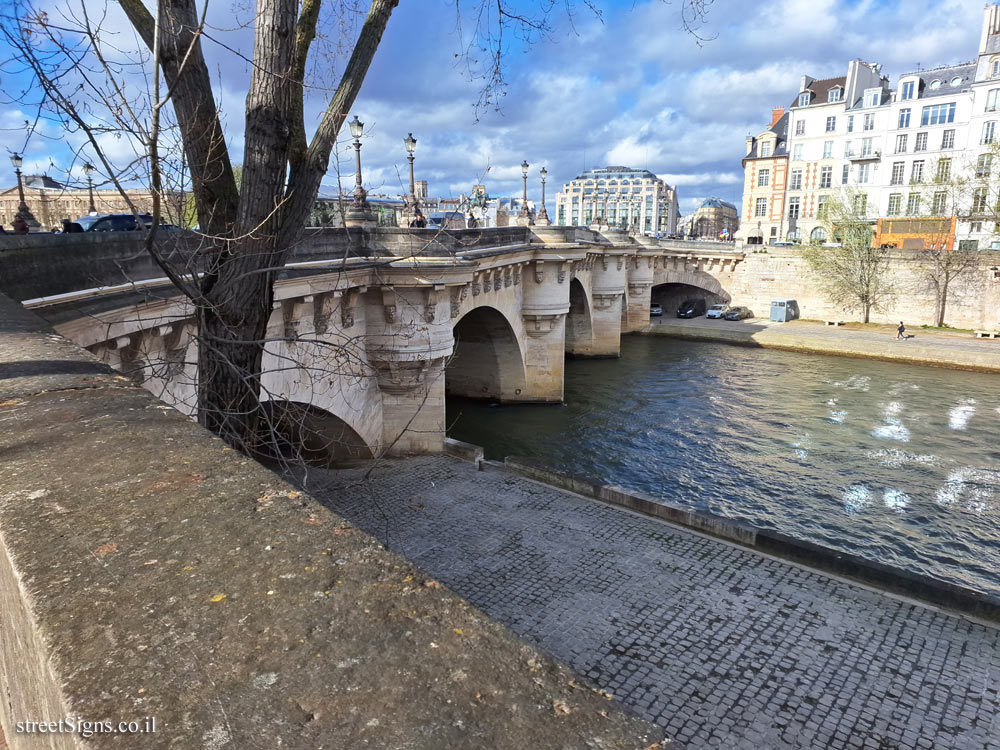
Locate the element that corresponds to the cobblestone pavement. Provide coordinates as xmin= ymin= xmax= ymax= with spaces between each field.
xmin=300 ymin=456 xmax=1000 ymax=750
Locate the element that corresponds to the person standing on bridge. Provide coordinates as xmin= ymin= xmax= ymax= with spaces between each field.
xmin=896 ymin=321 xmax=906 ymax=340
xmin=11 ymin=214 xmax=29 ymax=234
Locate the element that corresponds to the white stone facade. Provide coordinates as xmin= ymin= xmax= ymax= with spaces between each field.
xmin=742 ymin=4 xmax=1000 ymax=251
xmin=555 ymin=167 xmax=679 ymax=235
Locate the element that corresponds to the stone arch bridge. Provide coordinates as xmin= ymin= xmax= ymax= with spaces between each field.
xmin=3 ymin=226 xmax=744 ymax=460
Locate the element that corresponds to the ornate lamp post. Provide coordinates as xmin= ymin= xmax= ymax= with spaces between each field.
xmin=10 ymin=153 xmax=40 ymax=230
xmin=517 ymin=159 xmax=532 ymax=226
xmin=404 ymin=132 xmax=418 ymax=224
xmin=344 ymin=115 xmax=375 ymax=228
xmin=535 ymin=166 xmax=550 ymax=226
xmin=83 ymin=162 xmax=97 ymax=214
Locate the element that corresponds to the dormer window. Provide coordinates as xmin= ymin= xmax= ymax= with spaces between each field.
xmin=798 ymin=92 xmax=811 ymax=107
xmin=901 ymin=81 xmax=915 ymax=100
xmin=828 ymin=87 xmax=842 ymax=103
xmin=992 ymin=58 xmax=1000 ymax=78
xmin=863 ymin=88 xmax=881 ymax=107
xmin=759 ymin=141 xmax=772 ymax=158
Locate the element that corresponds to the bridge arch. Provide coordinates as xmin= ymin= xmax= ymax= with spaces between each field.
xmin=651 ymin=270 xmax=731 ymax=314
xmin=256 ymin=400 xmax=375 ymax=467
xmin=565 ymin=277 xmax=595 ymax=357
xmin=446 ymin=305 xmax=527 ymax=402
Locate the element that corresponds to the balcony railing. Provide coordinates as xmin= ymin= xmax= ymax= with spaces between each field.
xmin=846 ymin=149 xmax=882 ymax=161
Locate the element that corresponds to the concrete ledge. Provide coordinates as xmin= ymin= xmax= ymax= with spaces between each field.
xmin=0 ymin=294 xmax=660 ymax=749
xmin=443 ymin=437 xmax=484 ymax=464
xmin=504 ymin=456 xmax=1000 ymax=623
xmin=641 ymin=322 xmax=1000 ymax=374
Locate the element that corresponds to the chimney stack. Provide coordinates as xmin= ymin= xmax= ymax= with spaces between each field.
xmin=770 ymin=106 xmax=785 ymax=127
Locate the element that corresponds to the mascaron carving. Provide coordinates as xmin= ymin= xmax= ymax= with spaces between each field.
xmin=592 ymin=292 xmax=622 ymax=311
xmin=522 ymin=313 xmax=564 ymax=337
xmin=372 ymin=358 xmax=443 ymax=393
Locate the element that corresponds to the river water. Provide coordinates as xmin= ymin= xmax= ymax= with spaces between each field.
xmin=446 ymin=336 xmax=1000 ymax=596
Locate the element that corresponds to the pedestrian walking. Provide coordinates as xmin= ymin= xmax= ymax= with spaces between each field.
xmin=896 ymin=321 xmax=905 ymax=340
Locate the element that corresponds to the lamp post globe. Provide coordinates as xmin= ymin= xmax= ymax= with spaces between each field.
xmin=403 ymin=133 xmax=419 ymax=224
xmin=10 ymin=153 xmax=40 ymax=230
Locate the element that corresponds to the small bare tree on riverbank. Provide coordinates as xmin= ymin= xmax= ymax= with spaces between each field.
xmin=801 ymin=190 xmax=895 ymax=324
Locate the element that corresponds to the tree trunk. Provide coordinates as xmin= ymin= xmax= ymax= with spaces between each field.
xmin=937 ymin=275 xmax=950 ymax=328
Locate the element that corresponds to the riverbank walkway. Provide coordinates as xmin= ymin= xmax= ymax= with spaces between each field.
xmin=303 ymin=455 xmax=1000 ymax=750
xmin=645 ymin=317 xmax=1000 ymax=373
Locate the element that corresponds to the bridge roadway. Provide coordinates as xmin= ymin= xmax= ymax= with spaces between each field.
xmin=305 ymin=455 xmax=1000 ymax=750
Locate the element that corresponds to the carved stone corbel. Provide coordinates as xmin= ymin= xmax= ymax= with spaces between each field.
xmin=616 ymin=256 xmax=624 ymax=271
xmin=534 ymin=260 xmax=545 ymax=284
xmin=503 ymin=268 xmax=512 ymax=288
xmin=380 ymin=286 xmax=397 ymax=323
xmin=494 ymin=272 xmax=503 ymax=291
xmin=522 ymin=313 xmax=563 ymax=337
xmin=600 ymin=255 xmax=609 ymax=271
xmin=592 ymin=292 xmax=622 ymax=311
xmin=513 ymin=265 xmax=522 ymax=286
xmin=372 ymin=359 xmax=432 ymax=394
xmin=557 ymin=261 xmax=570 ymax=283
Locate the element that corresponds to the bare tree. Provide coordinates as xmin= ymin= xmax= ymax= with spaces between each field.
xmin=4 ymin=0 xmax=712 ymax=459
xmin=802 ymin=189 xmax=895 ymax=323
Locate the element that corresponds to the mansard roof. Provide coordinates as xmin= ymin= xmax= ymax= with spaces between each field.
xmin=898 ymin=63 xmax=976 ymax=101
xmin=791 ymin=76 xmax=847 ymax=107
xmin=744 ymin=111 xmax=788 ymax=161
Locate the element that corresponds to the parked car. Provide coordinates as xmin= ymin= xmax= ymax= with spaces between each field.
xmin=649 ymin=303 xmax=663 ymax=317
xmin=79 ymin=213 xmax=153 ymax=232
xmin=676 ymin=298 xmax=707 ymax=318
xmin=705 ymin=303 xmax=728 ymax=319
xmin=723 ymin=306 xmax=755 ymax=321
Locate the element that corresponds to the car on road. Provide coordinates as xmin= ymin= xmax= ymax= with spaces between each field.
xmin=723 ymin=306 xmax=754 ymax=321
xmin=705 ymin=303 xmax=728 ymax=319
xmin=676 ymin=298 xmax=707 ymax=318
xmin=649 ymin=303 xmax=663 ymax=317
xmin=78 ymin=213 xmax=154 ymax=232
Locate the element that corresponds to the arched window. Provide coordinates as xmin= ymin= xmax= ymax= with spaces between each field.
xmin=810 ymin=227 xmax=827 ymax=243
xmin=786 ymin=228 xmax=801 ymax=241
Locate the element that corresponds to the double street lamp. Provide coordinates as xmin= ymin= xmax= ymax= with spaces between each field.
xmin=10 ymin=153 xmax=40 ymax=230
xmin=83 ymin=162 xmax=96 ymax=214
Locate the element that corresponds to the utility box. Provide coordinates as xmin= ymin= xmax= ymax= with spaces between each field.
xmin=770 ymin=298 xmax=799 ymax=322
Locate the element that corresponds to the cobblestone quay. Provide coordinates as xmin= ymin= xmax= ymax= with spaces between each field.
xmin=303 ymin=456 xmax=1000 ymax=750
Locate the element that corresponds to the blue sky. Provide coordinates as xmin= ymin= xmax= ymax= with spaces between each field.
xmin=0 ymin=0 xmax=989 ymax=217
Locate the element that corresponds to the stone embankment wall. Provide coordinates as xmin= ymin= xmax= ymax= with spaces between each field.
xmin=729 ymin=247 xmax=1000 ymax=330
xmin=0 ymin=292 xmax=660 ymax=749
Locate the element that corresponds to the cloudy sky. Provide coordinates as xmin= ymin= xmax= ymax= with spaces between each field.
xmin=0 ymin=0 xmax=990 ymax=217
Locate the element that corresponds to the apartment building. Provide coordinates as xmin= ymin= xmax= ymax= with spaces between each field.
xmin=555 ymin=167 xmax=679 ymax=234
xmin=737 ymin=3 xmax=1000 ymax=250
xmin=737 ymin=108 xmax=789 ymax=244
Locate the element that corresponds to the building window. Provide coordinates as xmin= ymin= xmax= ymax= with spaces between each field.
xmin=920 ymin=102 xmax=956 ymax=126
xmin=915 ymin=132 xmax=928 ymax=151
xmin=823 ymin=140 xmax=833 ymax=158
xmin=911 ymin=161 xmax=924 ymax=183
xmin=788 ymin=197 xmax=800 ymax=219
xmin=901 ymin=81 xmax=915 ymax=100
xmin=790 ymin=170 xmax=802 ymax=190
xmin=993 ymin=59 xmax=1000 ymax=78
xmin=857 ymin=163 xmax=871 ymax=184
xmin=820 ymin=166 xmax=832 ymax=188
xmin=864 ymin=113 xmax=875 ymax=131
xmin=970 ymin=222 xmax=983 ymax=234
xmin=795 ymin=119 xmax=805 ymax=135
xmin=817 ymin=196 xmax=828 ymax=218
xmin=932 ymin=191 xmax=947 ymax=215
xmin=758 ymin=169 xmax=770 ymax=187
xmin=759 ymin=141 xmax=772 ymax=157
xmin=861 ymin=137 xmax=874 ymax=156
xmin=842 ymin=164 xmax=850 ymax=184
xmin=828 ymin=88 xmax=842 ymax=103
xmin=977 ymin=153 xmax=993 ymax=178
xmin=847 ymin=115 xmax=854 ymax=133
xmin=798 ymin=92 xmax=811 ymax=107
xmin=755 ymin=198 xmax=767 ymax=217
xmin=826 ymin=116 xmax=836 ymax=132
xmin=989 ymin=89 xmax=1000 ymax=112
xmin=983 ymin=121 xmax=996 ymax=145
xmin=854 ymin=193 xmax=867 ymax=214
xmin=811 ymin=226 xmax=828 ymax=242
xmin=937 ymin=158 xmax=952 ymax=182
xmin=973 ymin=187 xmax=988 ymax=213
xmin=793 ymin=144 xmax=803 ymax=161
xmin=890 ymin=162 xmax=904 ymax=185
xmin=907 ymin=194 xmax=921 ymax=215
xmin=895 ymin=134 xmax=908 ymax=153
xmin=844 ymin=140 xmax=852 ymax=158
xmin=959 ymin=239 xmax=980 ymax=251
xmin=887 ymin=194 xmax=902 ymax=216
xmin=898 ymin=109 xmax=910 ymax=129
xmin=941 ymin=129 xmax=955 ymax=149
xmin=864 ymin=89 xmax=880 ymax=108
